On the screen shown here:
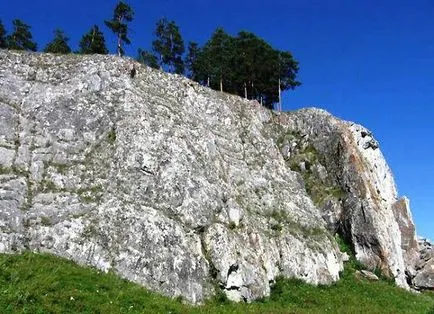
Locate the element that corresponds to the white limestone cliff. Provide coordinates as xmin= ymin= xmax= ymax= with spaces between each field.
xmin=0 ymin=50 xmax=428 ymax=302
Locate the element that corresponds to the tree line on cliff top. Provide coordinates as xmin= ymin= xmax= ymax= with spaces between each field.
xmin=0 ymin=1 xmax=300 ymax=109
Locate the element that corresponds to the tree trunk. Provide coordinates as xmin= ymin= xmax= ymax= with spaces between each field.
xmin=278 ymin=77 xmax=282 ymax=111
xmin=117 ymin=16 xmax=124 ymax=57
xmin=117 ymin=36 xmax=122 ymax=57
xmin=220 ymin=78 xmax=223 ymax=92
xmin=91 ymin=27 xmax=96 ymax=44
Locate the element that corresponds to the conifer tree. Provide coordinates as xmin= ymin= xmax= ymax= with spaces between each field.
xmin=137 ymin=48 xmax=159 ymax=69
xmin=104 ymin=0 xmax=134 ymax=56
xmin=0 ymin=20 xmax=7 ymax=49
xmin=190 ymin=28 xmax=300 ymax=109
xmin=185 ymin=41 xmax=200 ymax=80
xmin=43 ymin=29 xmax=71 ymax=54
xmin=6 ymin=19 xmax=37 ymax=51
xmin=152 ymin=18 xmax=185 ymax=74
xmin=197 ymin=28 xmax=234 ymax=92
xmin=78 ymin=25 xmax=108 ymax=54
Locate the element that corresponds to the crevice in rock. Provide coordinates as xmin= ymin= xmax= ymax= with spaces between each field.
xmin=196 ymin=225 xmax=220 ymax=283
xmin=227 ymin=263 xmax=239 ymax=278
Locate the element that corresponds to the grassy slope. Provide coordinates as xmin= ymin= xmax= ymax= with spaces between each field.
xmin=0 ymin=252 xmax=433 ymax=314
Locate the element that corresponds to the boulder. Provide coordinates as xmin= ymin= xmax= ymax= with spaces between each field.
xmin=392 ymin=197 xmax=420 ymax=279
xmin=414 ymin=259 xmax=434 ymax=289
xmin=356 ymin=270 xmax=379 ymax=281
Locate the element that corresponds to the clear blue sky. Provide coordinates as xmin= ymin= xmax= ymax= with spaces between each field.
xmin=1 ymin=0 xmax=432 ymax=240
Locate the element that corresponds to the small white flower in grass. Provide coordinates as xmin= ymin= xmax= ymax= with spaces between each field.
xmin=70 ymin=296 xmax=74 ymax=301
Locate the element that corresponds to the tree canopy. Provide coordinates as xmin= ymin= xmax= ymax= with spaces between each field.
xmin=137 ymin=48 xmax=159 ymax=69
xmin=43 ymin=29 xmax=71 ymax=54
xmin=138 ymin=24 xmax=301 ymax=109
xmin=78 ymin=25 xmax=108 ymax=55
xmin=185 ymin=41 xmax=200 ymax=80
xmin=104 ymin=0 xmax=134 ymax=56
xmin=191 ymin=28 xmax=300 ymax=108
xmin=152 ymin=18 xmax=185 ymax=74
xmin=195 ymin=28 xmax=235 ymax=92
xmin=0 ymin=20 xmax=6 ymax=49
xmin=6 ymin=19 xmax=37 ymax=51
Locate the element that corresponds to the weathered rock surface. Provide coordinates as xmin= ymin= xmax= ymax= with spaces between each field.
xmin=356 ymin=270 xmax=379 ymax=281
xmin=0 ymin=50 xmax=425 ymax=300
xmin=274 ymin=109 xmax=416 ymax=289
xmin=414 ymin=238 xmax=434 ymax=289
xmin=0 ymin=50 xmax=343 ymax=303
xmin=393 ymin=197 xmax=420 ymax=279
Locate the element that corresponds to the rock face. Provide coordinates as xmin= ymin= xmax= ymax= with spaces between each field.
xmin=0 ymin=50 xmax=343 ymax=303
xmin=414 ymin=238 xmax=434 ymax=289
xmin=0 ymin=50 xmax=424 ymax=301
xmin=273 ymin=109 xmax=414 ymax=289
xmin=392 ymin=197 xmax=420 ymax=279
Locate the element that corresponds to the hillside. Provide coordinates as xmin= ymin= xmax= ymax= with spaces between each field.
xmin=0 ymin=252 xmax=433 ymax=313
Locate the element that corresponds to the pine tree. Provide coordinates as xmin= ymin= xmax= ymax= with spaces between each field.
xmin=197 ymin=28 xmax=234 ymax=92
xmin=137 ymin=49 xmax=159 ymax=69
xmin=185 ymin=41 xmax=200 ymax=80
xmin=78 ymin=25 xmax=108 ymax=54
xmin=190 ymin=29 xmax=301 ymax=109
xmin=6 ymin=19 xmax=37 ymax=51
xmin=43 ymin=29 xmax=71 ymax=54
xmin=152 ymin=18 xmax=185 ymax=74
xmin=0 ymin=20 xmax=7 ymax=49
xmin=104 ymin=0 xmax=134 ymax=56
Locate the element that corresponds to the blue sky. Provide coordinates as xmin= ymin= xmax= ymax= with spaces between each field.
xmin=1 ymin=0 xmax=432 ymax=239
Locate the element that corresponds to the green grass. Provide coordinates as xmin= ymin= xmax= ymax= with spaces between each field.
xmin=0 ymin=252 xmax=433 ymax=314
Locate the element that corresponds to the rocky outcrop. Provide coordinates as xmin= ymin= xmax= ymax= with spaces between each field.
xmin=414 ymin=238 xmax=434 ymax=289
xmin=0 ymin=50 xmax=424 ymax=301
xmin=392 ymin=197 xmax=420 ymax=280
xmin=274 ymin=109 xmax=415 ymax=288
xmin=0 ymin=50 xmax=343 ymax=303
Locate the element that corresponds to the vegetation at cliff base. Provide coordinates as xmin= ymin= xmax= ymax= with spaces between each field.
xmin=0 ymin=252 xmax=433 ymax=314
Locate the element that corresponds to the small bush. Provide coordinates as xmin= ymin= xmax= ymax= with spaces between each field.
xmin=40 ymin=216 xmax=52 ymax=226
xmin=107 ymin=128 xmax=116 ymax=144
